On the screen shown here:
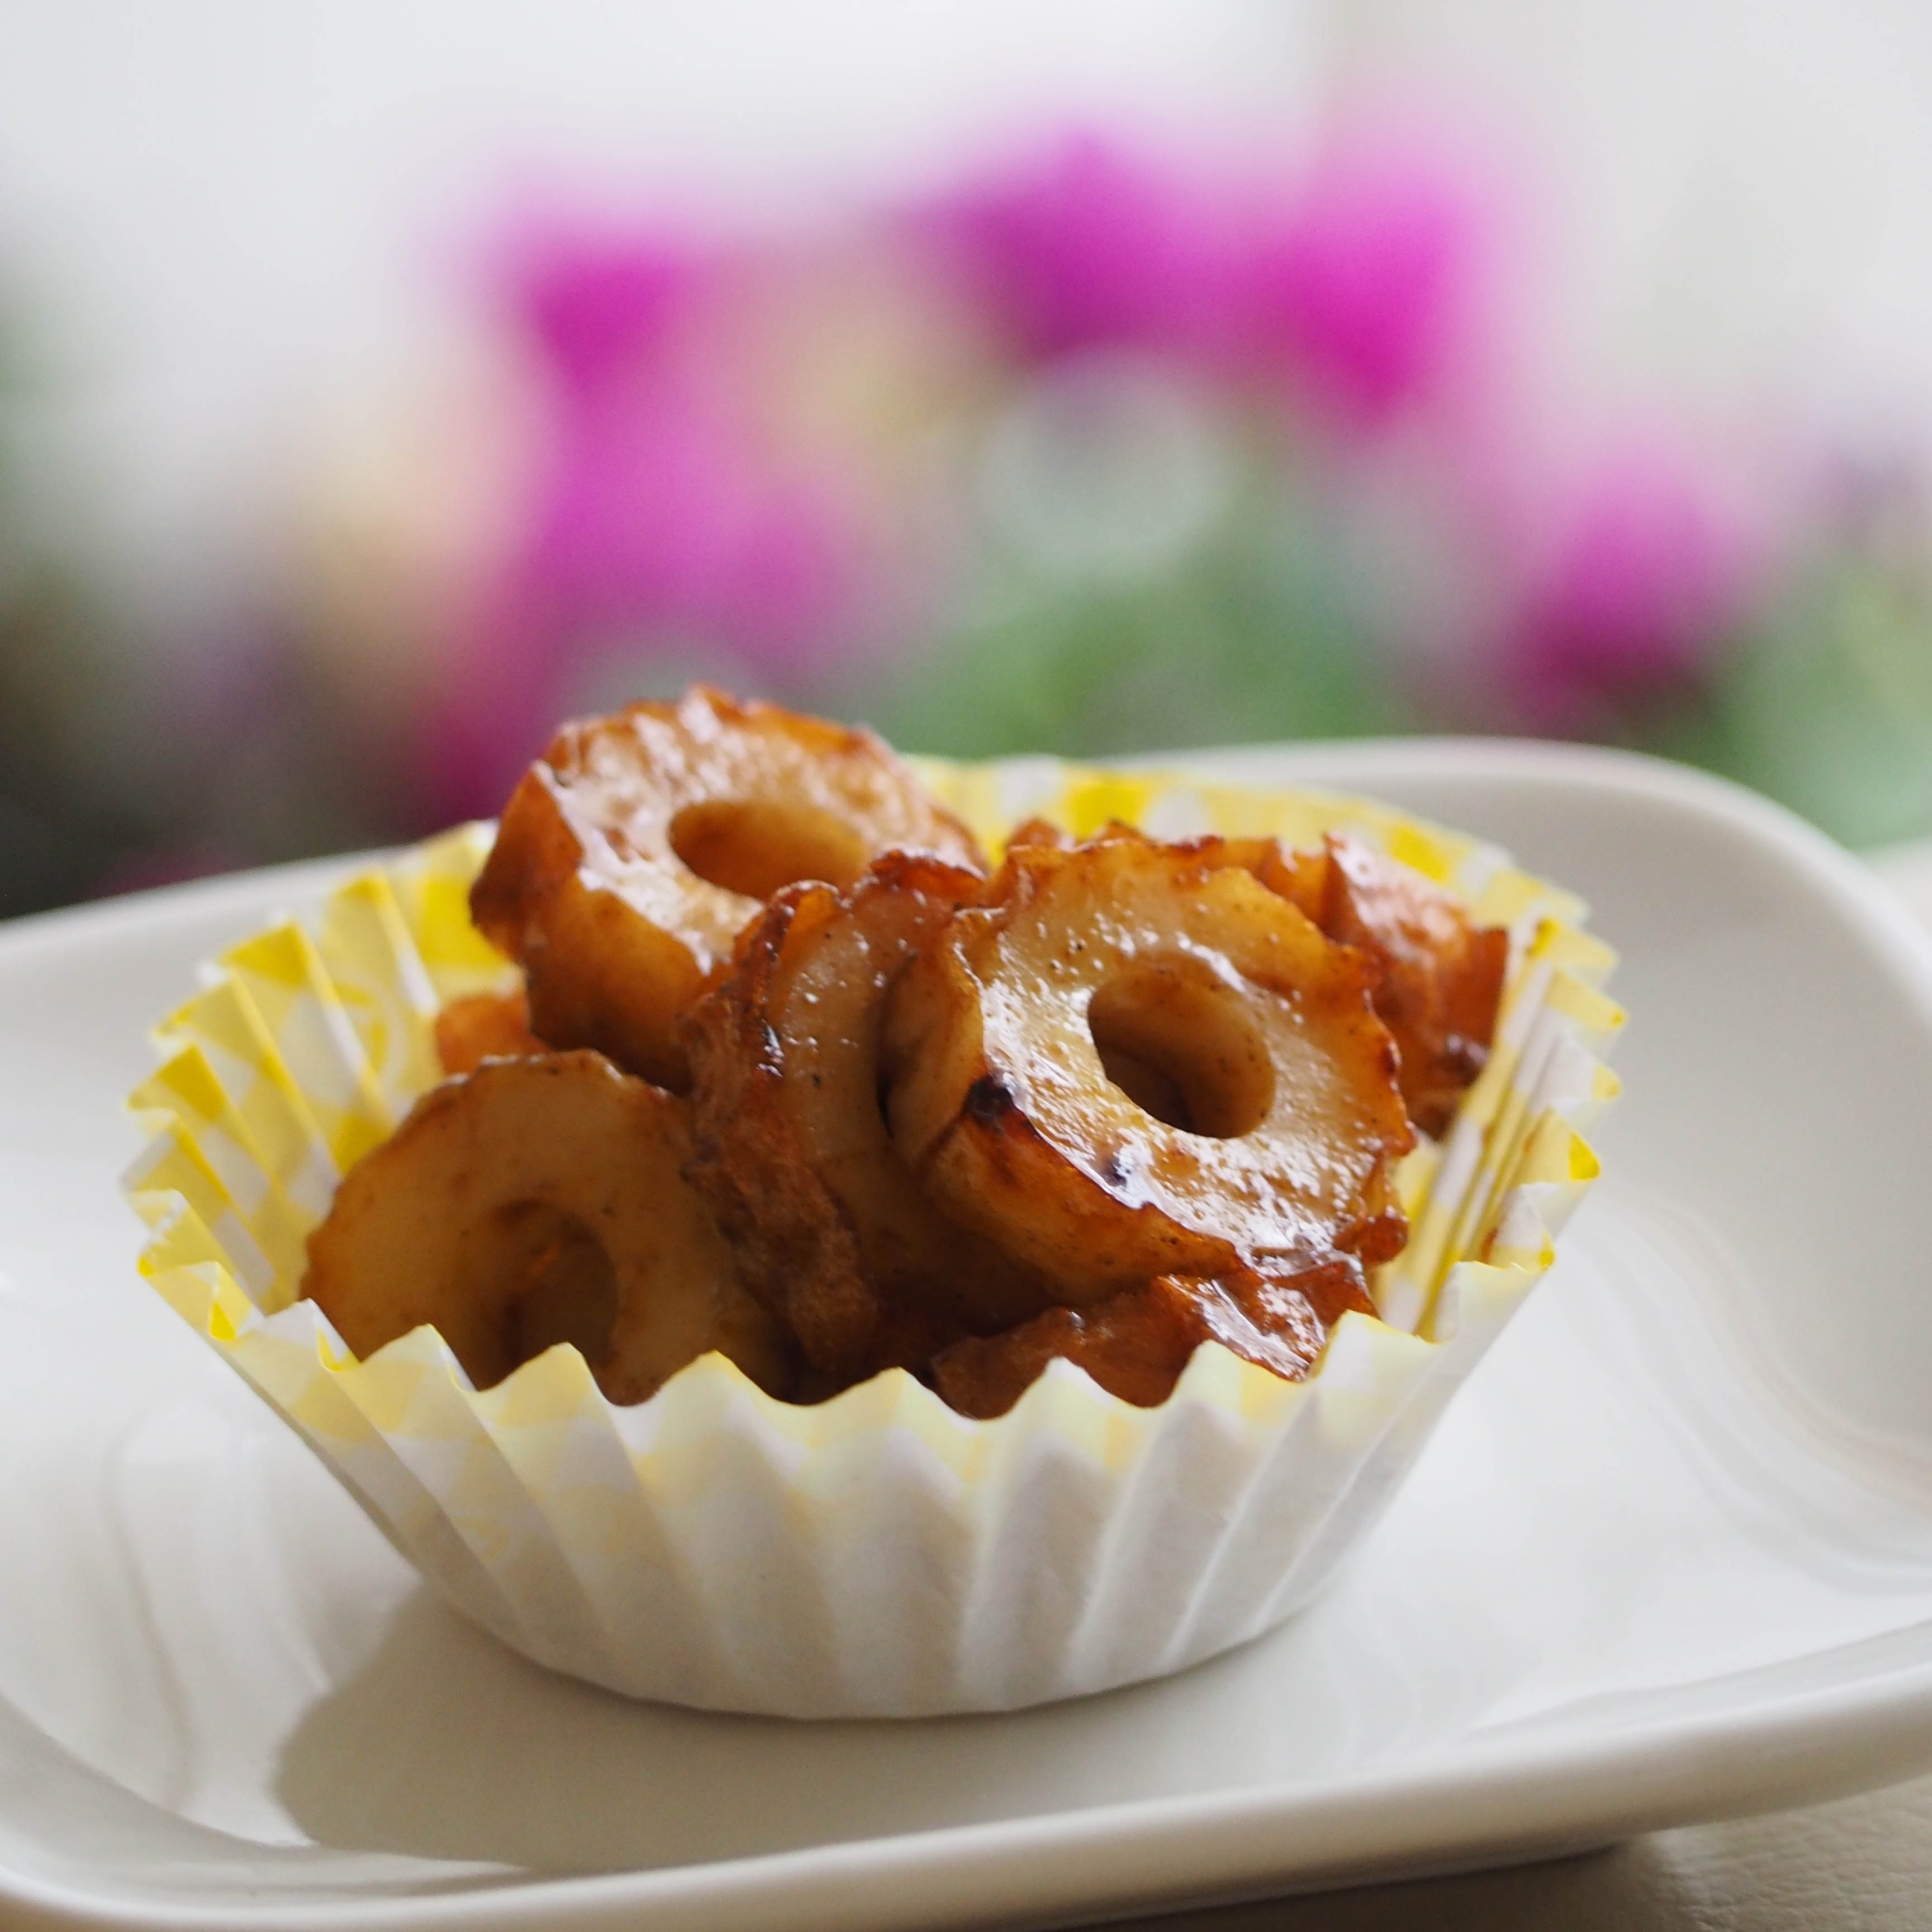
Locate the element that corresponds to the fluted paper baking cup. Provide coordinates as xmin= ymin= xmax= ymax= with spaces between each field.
xmin=124 ymin=762 xmax=1621 ymax=1718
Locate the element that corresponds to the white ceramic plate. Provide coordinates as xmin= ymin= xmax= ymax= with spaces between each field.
xmin=5 ymin=739 xmax=1932 ymax=1932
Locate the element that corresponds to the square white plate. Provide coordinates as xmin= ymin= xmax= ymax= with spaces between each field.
xmin=5 ymin=739 xmax=1932 ymax=1932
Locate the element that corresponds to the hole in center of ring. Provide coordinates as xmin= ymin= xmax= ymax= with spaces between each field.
xmin=669 ymin=799 xmax=870 ymax=901
xmin=494 ymin=1202 xmax=620 ymax=1374
xmin=1087 ymin=952 xmax=1275 ymax=1138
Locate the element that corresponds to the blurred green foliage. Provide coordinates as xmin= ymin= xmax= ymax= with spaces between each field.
xmin=864 ymin=501 xmax=1409 ymax=761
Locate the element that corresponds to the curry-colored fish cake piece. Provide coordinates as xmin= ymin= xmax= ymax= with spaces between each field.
xmin=930 ymin=1258 xmax=1373 ymax=1418
xmin=469 ymin=687 xmax=985 ymax=1091
xmin=684 ymin=850 xmax=1049 ymax=1382
xmin=433 ymin=983 xmax=546 ymax=1076
xmin=1295 ymin=835 xmax=1509 ymax=1139
xmin=885 ymin=836 xmax=1415 ymax=1301
xmin=1090 ymin=825 xmax=1508 ymax=1139
xmin=301 ymin=1051 xmax=794 ymax=1404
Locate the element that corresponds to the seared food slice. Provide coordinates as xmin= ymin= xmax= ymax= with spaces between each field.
xmin=434 ymin=984 xmax=545 ymax=1075
xmin=930 ymin=1260 xmax=1373 ymax=1418
xmin=684 ymin=851 xmax=1048 ymax=1380
xmin=1099 ymin=825 xmax=1509 ymax=1139
xmin=469 ymin=687 xmax=985 ymax=1091
xmin=301 ymin=1051 xmax=792 ymax=1403
xmin=885 ymin=836 xmax=1414 ymax=1300
xmin=1290 ymin=837 xmax=1508 ymax=1137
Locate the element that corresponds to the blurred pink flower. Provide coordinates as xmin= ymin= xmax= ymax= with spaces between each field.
xmin=914 ymin=134 xmax=1250 ymax=364
xmin=510 ymin=226 xmax=869 ymax=658
xmin=425 ymin=224 xmax=886 ymax=814
xmin=516 ymin=231 xmax=693 ymax=398
xmin=1510 ymin=445 xmax=1759 ymax=727
xmin=916 ymin=129 xmax=1491 ymax=432
xmin=527 ymin=390 xmax=865 ymax=659
xmin=1243 ymin=145 xmax=1485 ymax=423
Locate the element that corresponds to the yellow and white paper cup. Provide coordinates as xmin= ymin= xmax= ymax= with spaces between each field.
xmin=124 ymin=762 xmax=1621 ymax=1718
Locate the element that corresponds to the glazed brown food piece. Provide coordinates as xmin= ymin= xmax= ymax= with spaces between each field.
xmin=302 ymin=1051 xmax=793 ymax=1403
xmin=885 ymin=836 xmax=1415 ymax=1302
xmin=1288 ymin=837 xmax=1508 ymax=1138
xmin=931 ymin=1260 xmax=1374 ymax=1418
xmin=1097 ymin=825 xmax=1509 ymax=1139
xmin=684 ymin=851 xmax=1050 ymax=1380
xmin=434 ymin=984 xmax=546 ymax=1075
xmin=998 ymin=816 xmax=1074 ymax=857
xmin=469 ymin=688 xmax=985 ymax=1091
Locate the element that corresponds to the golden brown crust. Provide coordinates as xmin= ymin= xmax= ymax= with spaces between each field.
xmin=884 ymin=836 xmax=1414 ymax=1301
xmin=433 ymin=985 xmax=546 ymax=1076
xmin=998 ymin=817 xmax=1075 ymax=858
xmin=469 ymin=688 xmax=986 ymax=1091
xmin=683 ymin=850 xmax=1049 ymax=1379
xmin=301 ymin=1051 xmax=794 ymax=1403
xmin=1303 ymin=837 xmax=1508 ymax=1138
xmin=930 ymin=1259 xmax=1373 ymax=1417
xmin=1127 ymin=829 xmax=1508 ymax=1139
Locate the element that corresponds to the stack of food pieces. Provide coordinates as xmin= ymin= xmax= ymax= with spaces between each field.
xmin=301 ymin=688 xmax=1509 ymax=1420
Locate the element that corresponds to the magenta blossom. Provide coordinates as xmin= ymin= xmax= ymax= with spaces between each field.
xmin=526 ymin=384 xmax=866 ymax=663
xmin=510 ymin=228 xmax=695 ymax=399
xmin=915 ymin=133 xmax=1252 ymax=365
xmin=1510 ymin=445 xmax=1760 ymax=728
xmin=918 ymin=128 xmax=1491 ymax=429
xmin=1243 ymin=144 xmax=1485 ymax=424
xmin=424 ymin=225 xmax=888 ymax=815
xmin=506 ymin=226 xmax=868 ymax=658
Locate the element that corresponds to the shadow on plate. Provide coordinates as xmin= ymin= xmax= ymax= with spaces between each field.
xmin=270 ymin=1589 xmax=1755 ymax=1924
xmin=276 ymin=1585 xmax=1348 ymax=1874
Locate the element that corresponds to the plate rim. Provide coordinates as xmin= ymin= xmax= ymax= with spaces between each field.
xmin=9 ymin=734 xmax=1932 ymax=1931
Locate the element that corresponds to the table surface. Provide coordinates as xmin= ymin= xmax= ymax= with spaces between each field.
xmin=1076 ymin=838 xmax=1932 ymax=1932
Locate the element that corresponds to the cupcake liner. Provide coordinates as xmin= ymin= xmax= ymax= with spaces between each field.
xmin=124 ymin=764 xmax=1620 ymax=1718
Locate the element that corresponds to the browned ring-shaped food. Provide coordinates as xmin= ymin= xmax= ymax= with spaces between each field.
xmin=434 ymin=983 xmax=545 ymax=1076
xmin=1065 ymin=825 xmax=1509 ymax=1139
xmin=929 ymin=1259 xmax=1375 ymax=1418
xmin=684 ymin=850 xmax=1051 ymax=1380
xmin=301 ymin=1051 xmax=793 ymax=1404
xmin=885 ymin=837 xmax=1415 ymax=1301
xmin=469 ymin=688 xmax=985 ymax=1091
xmin=1293 ymin=836 xmax=1509 ymax=1138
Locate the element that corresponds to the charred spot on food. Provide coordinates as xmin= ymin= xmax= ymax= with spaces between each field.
xmin=966 ymin=1072 xmax=1019 ymax=1124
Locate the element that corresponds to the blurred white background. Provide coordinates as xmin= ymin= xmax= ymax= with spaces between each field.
xmin=0 ymin=1 xmax=1313 ymax=627
xmin=7 ymin=0 xmax=1932 ymax=630
xmin=6 ymin=0 xmax=1932 ymax=903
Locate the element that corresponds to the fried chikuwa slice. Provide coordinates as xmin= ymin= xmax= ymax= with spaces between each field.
xmin=930 ymin=1259 xmax=1374 ymax=1418
xmin=684 ymin=850 xmax=1050 ymax=1382
xmin=434 ymin=983 xmax=546 ymax=1076
xmin=302 ymin=1051 xmax=793 ymax=1404
xmin=1295 ymin=836 xmax=1510 ymax=1138
xmin=469 ymin=687 xmax=985 ymax=1091
xmin=1088 ymin=824 xmax=1509 ymax=1140
xmin=885 ymin=836 xmax=1416 ymax=1303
